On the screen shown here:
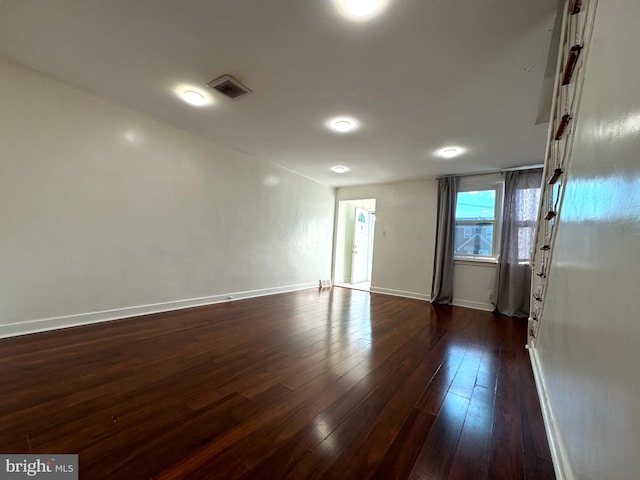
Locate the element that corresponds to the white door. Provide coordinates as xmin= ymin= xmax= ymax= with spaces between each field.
xmin=351 ymin=208 xmax=370 ymax=284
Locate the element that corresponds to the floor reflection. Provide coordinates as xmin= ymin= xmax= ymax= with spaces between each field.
xmin=313 ymin=288 xmax=374 ymax=380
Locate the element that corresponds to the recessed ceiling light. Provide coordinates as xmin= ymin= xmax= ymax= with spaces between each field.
xmin=334 ymin=120 xmax=354 ymax=132
xmin=182 ymin=90 xmax=207 ymax=106
xmin=332 ymin=166 xmax=349 ymax=173
xmin=173 ymin=85 xmax=214 ymax=107
xmin=439 ymin=148 xmax=460 ymax=158
xmin=336 ymin=0 xmax=388 ymax=20
xmin=436 ymin=146 xmax=465 ymax=159
xmin=345 ymin=0 xmax=380 ymax=16
xmin=326 ymin=117 xmax=359 ymax=133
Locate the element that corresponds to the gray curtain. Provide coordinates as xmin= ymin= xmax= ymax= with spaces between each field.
xmin=431 ymin=176 xmax=458 ymax=304
xmin=493 ymin=169 xmax=543 ymax=317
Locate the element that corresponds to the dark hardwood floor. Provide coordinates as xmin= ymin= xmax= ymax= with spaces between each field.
xmin=0 ymin=287 xmax=554 ymax=479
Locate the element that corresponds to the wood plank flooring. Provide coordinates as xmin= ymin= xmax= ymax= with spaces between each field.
xmin=0 ymin=287 xmax=554 ymax=479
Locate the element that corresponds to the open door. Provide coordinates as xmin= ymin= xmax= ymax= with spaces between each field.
xmin=350 ymin=207 xmax=370 ymax=284
xmin=333 ymin=198 xmax=376 ymax=291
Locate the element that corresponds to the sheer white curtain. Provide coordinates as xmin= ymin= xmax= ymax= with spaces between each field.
xmin=493 ymin=169 xmax=542 ymax=317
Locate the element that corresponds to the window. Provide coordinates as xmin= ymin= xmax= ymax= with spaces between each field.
xmin=513 ymin=187 xmax=541 ymax=263
xmin=454 ymin=185 xmax=503 ymax=261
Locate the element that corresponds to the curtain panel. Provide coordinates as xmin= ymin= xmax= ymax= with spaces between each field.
xmin=493 ymin=169 xmax=543 ymax=317
xmin=431 ymin=176 xmax=458 ymax=304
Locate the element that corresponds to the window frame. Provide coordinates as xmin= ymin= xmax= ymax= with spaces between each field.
xmin=454 ymin=178 xmax=504 ymax=263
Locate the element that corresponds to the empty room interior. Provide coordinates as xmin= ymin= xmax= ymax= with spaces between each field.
xmin=1 ymin=0 xmax=639 ymax=479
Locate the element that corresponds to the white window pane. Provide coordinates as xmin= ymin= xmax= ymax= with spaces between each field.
xmin=456 ymin=190 xmax=496 ymax=220
xmin=517 ymin=226 xmax=536 ymax=260
xmin=455 ymin=223 xmax=494 ymax=257
xmin=516 ymin=188 xmax=541 ymax=222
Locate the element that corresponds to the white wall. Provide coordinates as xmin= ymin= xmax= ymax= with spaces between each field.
xmin=0 ymin=59 xmax=335 ymax=337
xmin=534 ymin=1 xmax=640 ymax=478
xmin=334 ymin=202 xmax=352 ymax=284
xmin=452 ymin=261 xmax=496 ymax=311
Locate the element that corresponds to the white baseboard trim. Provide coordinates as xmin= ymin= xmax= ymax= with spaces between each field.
xmin=528 ymin=346 xmax=574 ymax=480
xmin=369 ymin=287 xmax=430 ymax=302
xmin=0 ymin=282 xmax=318 ymax=339
xmin=451 ymin=299 xmax=495 ymax=312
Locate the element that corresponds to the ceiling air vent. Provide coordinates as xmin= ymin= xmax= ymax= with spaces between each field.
xmin=207 ymin=74 xmax=252 ymax=99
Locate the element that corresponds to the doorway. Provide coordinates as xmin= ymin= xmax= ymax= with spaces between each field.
xmin=333 ymin=199 xmax=376 ymax=292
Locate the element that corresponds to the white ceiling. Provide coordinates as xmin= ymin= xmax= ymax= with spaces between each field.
xmin=0 ymin=0 xmax=559 ymax=187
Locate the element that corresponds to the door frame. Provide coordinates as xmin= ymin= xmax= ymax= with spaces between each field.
xmin=332 ymin=198 xmax=376 ymax=289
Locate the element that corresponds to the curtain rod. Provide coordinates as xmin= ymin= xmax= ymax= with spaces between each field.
xmin=437 ymin=164 xmax=543 ymax=179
